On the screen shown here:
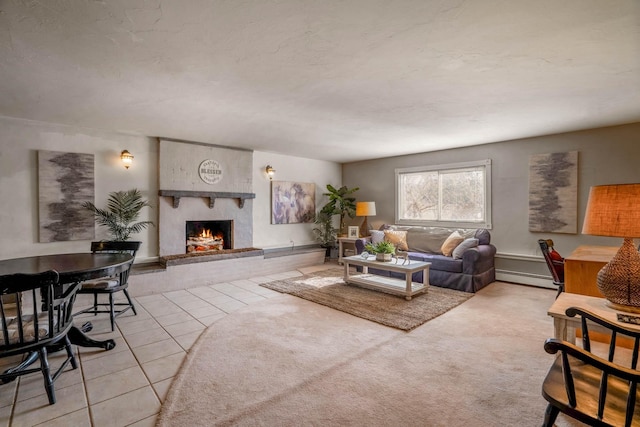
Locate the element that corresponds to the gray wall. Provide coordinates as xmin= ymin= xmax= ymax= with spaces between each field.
xmin=342 ymin=122 xmax=640 ymax=286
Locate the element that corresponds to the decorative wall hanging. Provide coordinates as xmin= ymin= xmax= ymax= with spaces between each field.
xmin=198 ymin=159 xmax=223 ymax=184
xmin=271 ymin=181 xmax=316 ymax=224
xmin=528 ymin=151 xmax=578 ymax=233
xmin=38 ymin=150 xmax=95 ymax=242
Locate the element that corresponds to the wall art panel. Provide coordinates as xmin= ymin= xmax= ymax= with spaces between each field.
xmin=528 ymin=151 xmax=578 ymax=234
xmin=271 ymin=181 xmax=315 ymax=224
xmin=38 ymin=150 xmax=95 ymax=242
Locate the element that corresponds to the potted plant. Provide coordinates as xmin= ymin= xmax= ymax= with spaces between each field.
xmin=320 ymin=184 xmax=359 ymax=236
xmin=82 ymin=189 xmax=154 ymax=241
xmin=312 ymin=211 xmax=338 ymax=258
xmin=364 ymin=241 xmax=396 ymax=262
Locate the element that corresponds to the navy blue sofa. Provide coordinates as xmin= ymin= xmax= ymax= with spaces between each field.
xmin=354 ymin=227 xmax=496 ymax=293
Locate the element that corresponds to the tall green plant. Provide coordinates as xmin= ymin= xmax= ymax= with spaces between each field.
xmin=320 ymin=184 xmax=359 ymax=236
xmin=82 ymin=189 xmax=154 ymax=241
xmin=312 ymin=211 xmax=337 ymax=248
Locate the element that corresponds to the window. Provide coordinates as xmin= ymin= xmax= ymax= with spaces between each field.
xmin=395 ymin=159 xmax=492 ymax=229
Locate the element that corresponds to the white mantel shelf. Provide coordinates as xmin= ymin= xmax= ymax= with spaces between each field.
xmin=158 ymin=190 xmax=256 ymax=209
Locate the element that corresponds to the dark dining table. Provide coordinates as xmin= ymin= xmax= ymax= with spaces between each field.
xmin=0 ymin=252 xmax=133 ymax=351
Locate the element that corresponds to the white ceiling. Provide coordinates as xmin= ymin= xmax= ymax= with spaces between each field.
xmin=1 ymin=0 xmax=638 ymax=163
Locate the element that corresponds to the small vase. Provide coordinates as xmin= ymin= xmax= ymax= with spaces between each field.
xmin=376 ymin=253 xmax=392 ymax=262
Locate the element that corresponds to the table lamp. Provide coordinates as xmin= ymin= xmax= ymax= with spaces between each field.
xmin=582 ymin=184 xmax=640 ymax=312
xmin=356 ymin=201 xmax=376 ymax=237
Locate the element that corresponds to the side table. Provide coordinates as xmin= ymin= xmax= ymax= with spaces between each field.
xmin=548 ymin=292 xmax=640 ymax=347
xmin=338 ymin=237 xmax=362 ymax=265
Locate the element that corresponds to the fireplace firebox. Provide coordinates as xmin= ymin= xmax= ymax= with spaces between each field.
xmin=186 ymin=220 xmax=233 ymax=253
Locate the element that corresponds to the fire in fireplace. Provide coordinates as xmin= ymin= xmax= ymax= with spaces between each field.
xmin=185 ymin=220 xmax=233 ymax=253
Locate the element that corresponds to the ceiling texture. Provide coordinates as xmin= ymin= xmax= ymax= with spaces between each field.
xmin=0 ymin=0 xmax=638 ymax=163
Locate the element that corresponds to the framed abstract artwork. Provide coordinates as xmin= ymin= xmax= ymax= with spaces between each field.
xmin=271 ymin=181 xmax=316 ymax=224
xmin=528 ymin=151 xmax=578 ymax=234
xmin=38 ymin=150 xmax=95 ymax=242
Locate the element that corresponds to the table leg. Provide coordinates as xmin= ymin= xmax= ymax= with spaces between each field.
xmin=405 ymin=273 xmax=412 ymax=300
xmin=68 ymin=326 xmax=116 ymax=350
xmin=423 ymin=267 xmax=430 ymax=287
xmin=566 ymin=325 xmax=576 ymax=345
xmin=553 ymin=318 xmax=571 ymax=343
xmin=344 ymin=260 xmax=350 ymax=282
xmin=1 ymin=352 xmax=39 ymax=383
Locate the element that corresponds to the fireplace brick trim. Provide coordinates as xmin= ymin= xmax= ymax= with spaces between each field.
xmin=159 ymin=190 xmax=256 ymax=209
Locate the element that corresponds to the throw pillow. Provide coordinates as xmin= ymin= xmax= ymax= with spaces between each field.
xmin=370 ymin=230 xmax=385 ymax=244
xmin=440 ymin=231 xmax=465 ymax=256
xmin=452 ymin=238 xmax=479 ymax=259
xmin=383 ymin=230 xmax=408 ymax=251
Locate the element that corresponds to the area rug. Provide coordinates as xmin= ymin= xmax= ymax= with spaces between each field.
xmin=260 ymin=268 xmax=472 ymax=331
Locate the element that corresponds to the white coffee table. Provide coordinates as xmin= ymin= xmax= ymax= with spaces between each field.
xmin=342 ymin=255 xmax=430 ymax=300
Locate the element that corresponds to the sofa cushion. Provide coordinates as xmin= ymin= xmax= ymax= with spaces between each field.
xmin=474 ymin=229 xmax=491 ymax=245
xmin=370 ymin=230 xmax=385 ymax=244
xmin=408 ymin=252 xmax=463 ymax=273
xmin=440 ymin=231 xmax=465 ymax=256
xmin=406 ymin=228 xmax=452 ymax=254
xmin=452 ymin=238 xmax=479 ymax=259
xmin=383 ymin=230 xmax=408 ymax=251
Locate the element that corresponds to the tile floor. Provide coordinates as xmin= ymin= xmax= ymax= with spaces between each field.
xmin=0 ymin=265 xmax=332 ymax=426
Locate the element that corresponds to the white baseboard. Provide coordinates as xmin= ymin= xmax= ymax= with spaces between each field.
xmin=496 ymin=270 xmax=556 ymax=289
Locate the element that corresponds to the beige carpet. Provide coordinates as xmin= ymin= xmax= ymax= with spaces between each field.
xmin=156 ymin=280 xmax=588 ymax=426
xmin=259 ymin=268 xmax=473 ymax=331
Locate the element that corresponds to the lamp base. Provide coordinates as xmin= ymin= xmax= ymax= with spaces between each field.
xmin=596 ymin=238 xmax=640 ymax=310
xmin=604 ymin=300 xmax=640 ymax=314
xmin=359 ymin=217 xmax=371 ymax=238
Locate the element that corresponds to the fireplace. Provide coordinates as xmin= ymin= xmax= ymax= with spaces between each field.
xmin=186 ymin=220 xmax=233 ymax=253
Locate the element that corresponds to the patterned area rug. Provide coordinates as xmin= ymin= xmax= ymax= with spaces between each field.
xmin=261 ymin=268 xmax=473 ymax=331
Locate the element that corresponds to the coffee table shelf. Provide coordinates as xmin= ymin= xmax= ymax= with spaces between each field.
xmin=342 ymin=255 xmax=430 ymax=300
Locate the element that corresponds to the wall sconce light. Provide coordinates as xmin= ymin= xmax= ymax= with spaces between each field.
xmin=265 ymin=165 xmax=276 ymax=180
xmin=121 ymin=150 xmax=134 ymax=169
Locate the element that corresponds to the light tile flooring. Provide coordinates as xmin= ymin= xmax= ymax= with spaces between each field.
xmin=0 ymin=265 xmax=333 ymax=426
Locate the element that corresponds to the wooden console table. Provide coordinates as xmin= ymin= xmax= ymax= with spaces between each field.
xmin=564 ymin=245 xmax=618 ymax=297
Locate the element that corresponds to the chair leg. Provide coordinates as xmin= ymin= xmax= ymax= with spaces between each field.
xmin=109 ymin=293 xmax=115 ymax=331
xmin=38 ymin=347 xmax=56 ymax=405
xmin=123 ymin=289 xmax=137 ymax=315
xmin=93 ymin=293 xmax=99 ymax=315
xmin=542 ymin=403 xmax=559 ymax=427
xmin=64 ymin=335 xmax=78 ymax=370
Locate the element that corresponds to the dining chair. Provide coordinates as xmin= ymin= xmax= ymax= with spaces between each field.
xmin=542 ymin=307 xmax=640 ymax=426
xmin=74 ymin=241 xmax=140 ymax=331
xmin=0 ymin=270 xmax=80 ymax=404
xmin=538 ymin=239 xmax=565 ymax=298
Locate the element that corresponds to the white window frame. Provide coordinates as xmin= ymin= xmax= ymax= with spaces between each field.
xmin=395 ymin=159 xmax=492 ymax=229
